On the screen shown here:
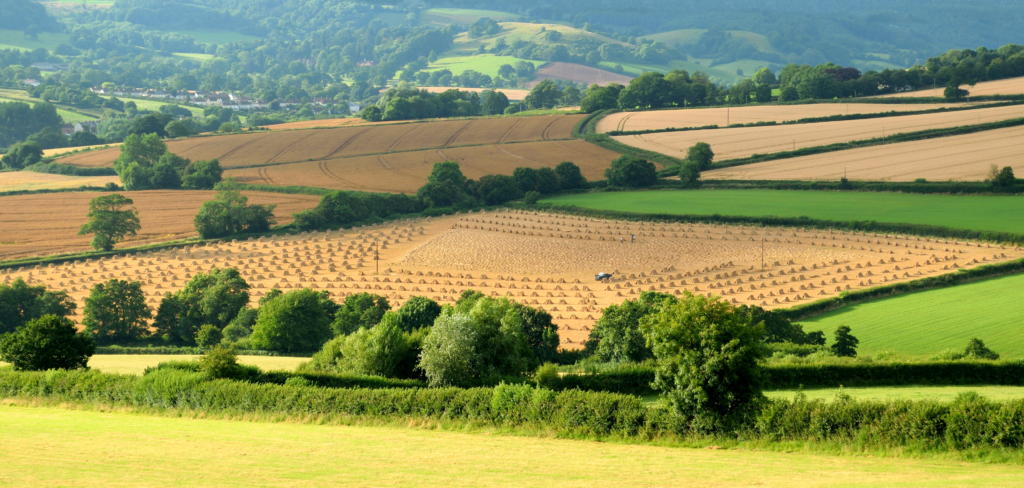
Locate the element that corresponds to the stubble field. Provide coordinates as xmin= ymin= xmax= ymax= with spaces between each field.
xmin=0 ymin=171 xmax=119 ymax=192
xmin=877 ymin=76 xmax=1024 ymax=98
xmin=702 ymin=124 xmax=1024 ymax=181
xmin=3 ymin=210 xmax=1019 ymax=348
xmin=0 ymin=190 xmax=320 ymax=260
xmin=597 ymin=102 xmax=977 ymax=133
xmin=612 ymin=104 xmax=1024 ymax=161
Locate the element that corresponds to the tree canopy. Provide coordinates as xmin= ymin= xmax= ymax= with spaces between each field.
xmin=78 ymin=194 xmax=141 ymax=252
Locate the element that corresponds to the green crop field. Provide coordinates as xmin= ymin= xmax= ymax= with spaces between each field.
xmin=542 ymin=189 xmax=1024 ymax=234
xmin=425 ymin=54 xmax=543 ymax=77
xmin=2 ymin=405 xmax=1022 ymax=487
xmin=768 ymin=385 xmax=1024 ymax=402
xmin=85 ymin=354 xmax=308 ymax=375
xmin=799 ymin=273 xmax=1024 ymax=359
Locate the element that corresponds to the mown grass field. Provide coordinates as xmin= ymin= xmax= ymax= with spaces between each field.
xmin=2 ymin=405 xmax=1022 ymax=487
xmin=542 ymin=189 xmax=1024 ymax=234
xmin=767 ymin=385 xmax=1024 ymax=402
xmin=86 ymin=354 xmax=308 ymax=375
xmin=426 ymin=54 xmax=542 ymax=77
xmin=799 ymin=273 xmax=1024 ymax=359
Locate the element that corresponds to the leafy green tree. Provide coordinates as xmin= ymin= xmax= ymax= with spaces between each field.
xmin=0 ymin=315 xmax=94 ymax=371
xmin=1 ymin=140 xmax=42 ymax=169
xmin=830 ymin=325 xmax=859 ymax=357
xmin=250 ymin=289 xmax=336 ymax=353
xmin=476 ymin=174 xmax=522 ymax=205
xmin=165 ymin=119 xmax=198 ymax=138
xmin=642 ymin=292 xmax=767 ymax=432
xmin=153 ymin=268 xmax=250 ymax=345
xmin=480 ymin=90 xmax=510 ymax=115
xmin=524 ymin=79 xmax=564 ymax=109
xmin=579 ymin=84 xmax=623 ymax=112
xmin=605 ymin=156 xmax=657 ymax=188
xmin=944 ymin=83 xmax=969 ymax=100
xmin=0 ymin=278 xmax=75 ymax=334
xmin=336 ymin=313 xmax=410 ymax=377
xmin=332 ymin=292 xmax=390 ymax=336
xmin=78 ymin=194 xmax=141 ymax=251
xmin=586 ymin=292 xmax=676 ymax=362
xmin=82 ymin=279 xmax=151 ymax=345
xmin=678 ymin=161 xmax=701 ymax=187
xmin=962 ymin=338 xmax=1000 ymax=360
xmin=181 ymin=159 xmax=222 ymax=189
xmin=554 ymin=161 xmax=587 ymax=189
xmin=394 ymin=296 xmax=442 ymax=331
xmin=686 ymin=142 xmax=714 ymax=170
xmin=199 ymin=345 xmax=254 ymax=380
xmin=417 ymin=161 xmax=478 ymax=208
xmin=195 ymin=324 xmax=223 ymax=348
xmin=991 ymin=166 xmax=1016 ymax=190
xmin=194 ymin=189 xmax=276 ymax=238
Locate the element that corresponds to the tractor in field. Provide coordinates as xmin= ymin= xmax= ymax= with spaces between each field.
xmin=595 ymin=272 xmax=614 ymax=282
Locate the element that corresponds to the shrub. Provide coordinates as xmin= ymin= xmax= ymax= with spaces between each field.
xmin=830 ymin=326 xmax=859 ymax=357
xmin=198 ymin=345 xmax=257 ymax=380
xmin=195 ymin=324 xmax=222 ymax=349
xmin=0 ymin=315 xmax=95 ymax=370
xmin=533 ymin=362 xmax=560 ymax=389
xmin=605 ymin=156 xmax=657 ymax=188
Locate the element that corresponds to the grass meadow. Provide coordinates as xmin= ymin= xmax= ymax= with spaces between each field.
xmin=3 ymin=404 xmax=1023 ymax=487
xmin=799 ymin=273 xmax=1024 ymax=359
xmin=542 ymin=189 xmax=1024 ymax=234
xmin=426 ymin=54 xmax=543 ymax=77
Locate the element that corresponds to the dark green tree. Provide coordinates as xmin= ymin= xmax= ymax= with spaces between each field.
xmin=394 ymin=296 xmax=442 ymax=331
xmin=195 ymin=324 xmax=223 ymax=349
xmin=194 ymin=189 xmax=276 ymax=238
xmin=181 ymin=159 xmax=223 ymax=189
xmin=962 ymin=338 xmax=1000 ymax=360
xmin=0 ymin=279 xmax=75 ymax=334
xmin=524 ymin=80 xmax=563 ymax=109
xmin=991 ymin=166 xmax=1016 ymax=190
xmin=250 ymin=288 xmax=336 ymax=352
xmin=332 ymin=292 xmax=390 ymax=336
xmin=0 ymin=315 xmax=94 ymax=371
xmin=678 ymin=161 xmax=701 ymax=187
xmin=830 ymin=325 xmax=859 ymax=357
xmin=554 ymin=161 xmax=587 ymax=189
xmin=153 ymin=268 xmax=250 ymax=345
xmin=1 ymin=140 xmax=42 ymax=169
xmin=686 ymin=142 xmax=714 ymax=170
xmin=78 ymin=194 xmax=141 ymax=251
xmin=605 ymin=156 xmax=657 ymax=187
xmin=585 ymin=291 xmax=675 ymax=362
xmin=82 ymin=279 xmax=151 ymax=345
xmin=642 ymin=292 xmax=767 ymax=432
xmin=476 ymin=174 xmax=522 ymax=205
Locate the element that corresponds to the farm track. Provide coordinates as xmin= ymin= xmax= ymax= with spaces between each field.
xmin=324 ymin=127 xmax=371 ymax=159
xmin=497 ymin=118 xmax=521 ymax=143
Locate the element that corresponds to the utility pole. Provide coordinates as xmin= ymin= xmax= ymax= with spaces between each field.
xmin=374 ymin=240 xmax=380 ymax=275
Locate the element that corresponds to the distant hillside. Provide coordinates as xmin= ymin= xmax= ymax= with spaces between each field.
xmin=0 ymin=0 xmax=60 ymax=33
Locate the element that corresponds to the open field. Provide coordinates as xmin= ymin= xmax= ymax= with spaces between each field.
xmin=542 ymin=190 xmax=1024 ymax=234
xmin=58 ymin=114 xmax=585 ymax=169
xmin=86 ymin=354 xmax=307 ymax=375
xmin=612 ymin=103 xmax=1024 ymax=161
xmin=42 ymin=143 xmax=121 ymax=158
xmin=703 ymin=124 xmax=1024 ymax=181
xmin=0 ymin=171 xmax=118 ymax=192
xmin=416 ymin=86 xmax=530 ymax=101
xmin=879 ymin=76 xmax=1024 ymax=98
xmin=0 ymin=89 xmax=100 ymax=123
xmin=426 ymin=54 xmax=543 ymax=77
xmin=0 ymin=190 xmax=320 ymax=260
xmin=5 ymin=406 xmax=1022 ymax=488
xmin=529 ymin=62 xmax=634 ymax=87
xmin=768 ymin=385 xmax=1024 ymax=402
xmin=224 ymin=139 xmax=618 ymax=193
xmin=597 ymin=102 xmax=980 ymax=133
xmin=262 ymin=118 xmax=374 ymax=131
xmin=3 ymin=210 xmax=1019 ymax=348
xmin=800 ymin=273 xmax=1024 ymax=359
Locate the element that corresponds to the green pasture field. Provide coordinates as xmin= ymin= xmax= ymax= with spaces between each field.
xmin=86 ymin=354 xmax=307 ymax=375
xmin=425 ymin=54 xmax=543 ymax=77
xmin=799 ymin=273 xmax=1024 ymax=359
xmin=116 ymin=96 xmax=204 ymax=116
xmin=541 ymin=189 xmax=1024 ymax=234
xmin=0 ymin=28 xmax=69 ymax=51
xmin=0 ymin=89 xmax=100 ymax=123
xmin=2 ymin=405 xmax=1022 ymax=487
xmin=423 ymin=7 xmax=521 ymax=24
xmin=767 ymin=385 xmax=1024 ymax=402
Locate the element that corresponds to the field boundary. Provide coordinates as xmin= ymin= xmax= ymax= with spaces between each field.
xmin=698 ymin=179 xmax=1024 ymax=195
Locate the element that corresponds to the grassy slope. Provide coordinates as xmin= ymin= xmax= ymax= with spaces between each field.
xmin=0 ymin=28 xmax=69 ymax=51
xmin=541 ymin=189 xmax=1024 ymax=234
xmin=2 ymin=405 xmax=1023 ymax=487
xmin=767 ymin=385 xmax=1024 ymax=402
xmin=799 ymin=273 xmax=1024 ymax=359
xmin=426 ymin=54 xmax=543 ymax=77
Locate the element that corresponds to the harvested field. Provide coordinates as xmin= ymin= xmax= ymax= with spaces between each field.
xmin=42 ymin=143 xmax=120 ymax=158
xmin=3 ymin=210 xmax=1019 ymax=348
xmin=262 ymin=118 xmax=374 ymax=131
xmin=0 ymin=190 xmax=319 ymax=260
xmin=528 ymin=62 xmax=633 ymax=87
xmin=597 ymin=102 xmax=978 ymax=133
xmin=224 ymin=140 xmax=619 ymax=193
xmin=86 ymin=354 xmax=308 ymax=375
xmin=0 ymin=171 xmax=118 ymax=192
xmin=57 ymin=114 xmax=585 ymax=169
xmin=612 ymin=104 xmax=1024 ymax=162
xmin=878 ymin=76 xmax=1024 ymax=98
xmin=703 ymin=125 xmax=1024 ymax=181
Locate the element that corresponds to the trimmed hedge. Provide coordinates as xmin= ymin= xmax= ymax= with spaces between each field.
xmin=24 ymin=161 xmax=118 ymax=176
xmin=149 ymin=360 xmax=424 ymax=389
xmin=95 ymin=345 xmax=300 ymax=356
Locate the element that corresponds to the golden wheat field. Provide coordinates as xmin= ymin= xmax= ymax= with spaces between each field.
xmin=224 ymin=140 xmax=619 ymax=193
xmin=703 ymin=125 xmax=1024 ymax=181
xmin=57 ymin=115 xmax=585 ymax=169
xmin=596 ymin=102 xmax=976 ymax=133
xmin=613 ymin=103 xmax=1024 ymax=161
xmin=0 ymin=190 xmax=320 ymax=260
xmin=877 ymin=76 xmax=1024 ymax=98
xmin=3 ymin=210 xmax=1019 ymax=348
xmin=0 ymin=171 xmax=119 ymax=192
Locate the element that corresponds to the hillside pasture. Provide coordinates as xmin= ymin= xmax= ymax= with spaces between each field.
xmin=3 ymin=210 xmax=1019 ymax=348
xmin=0 ymin=190 xmax=319 ymax=260
xmin=529 ymin=62 xmax=633 ymax=87
xmin=57 ymin=114 xmax=585 ymax=169
xmin=542 ymin=190 xmax=1024 ymax=235
xmin=799 ymin=273 xmax=1024 ymax=359
xmin=703 ymin=124 xmax=1024 ymax=182
xmin=612 ymin=104 xmax=1024 ymax=162
xmin=878 ymin=76 xmax=1024 ymax=98
xmin=426 ymin=54 xmax=543 ymax=77
xmin=6 ymin=406 xmax=1022 ymax=488
xmin=224 ymin=140 xmax=619 ymax=193
xmin=597 ymin=102 xmax=979 ymax=133
xmin=0 ymin=171 xmax=118 ymax=192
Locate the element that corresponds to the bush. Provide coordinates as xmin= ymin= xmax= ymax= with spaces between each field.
xmin=0 ymin=315 xmax=95 ymax=371
xmin=533 ymin=362 xmax=560 ymax=389
xmin=195 ymin=324 xmax=223 ymax=349
xmin=605 ymin=156 xmax=657 ymax=188
xmin=198 ymin=345 xmax=258 ymax=380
